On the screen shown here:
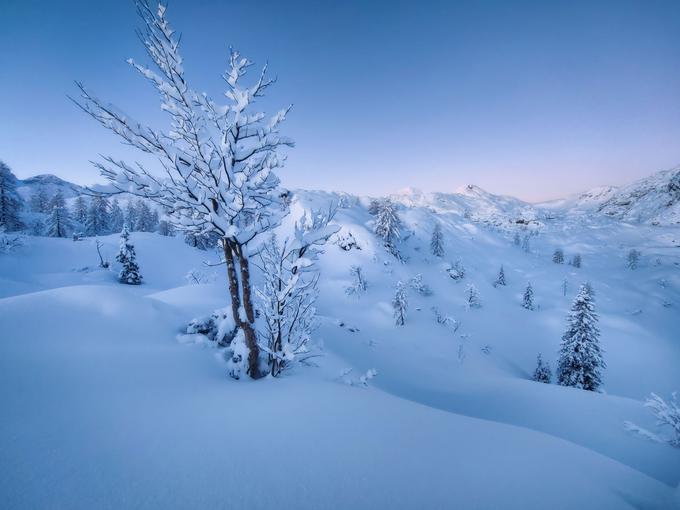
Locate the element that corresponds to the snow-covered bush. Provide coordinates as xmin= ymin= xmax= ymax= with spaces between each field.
xmin=337 ymin=368 xmax=378 ymax=387
xmin=185 ymin=269 xmax=216 ymax=285
xmin=345 ymin=265 xmax=368 ymax=297
xmin=533 ymin=353 xmax=552 ymax=383
xmin=116 ymin=226 xmax=142 ymax=285
xmin=446 ymin=260 xmax=466 ymax=281
xmin=430 ymin=222 xmax=444 ymax=257
xmin=493 ymin=265 xmax=506 ymax=287
xmin=393 ymin=281 xmax=408 ymax=326
xmin=336 ymin=230 xmax=360 ymax=251
xmin=465 ymin=284 xmax=481 ymax=310
xmin=557 ymin=283 xmax=605 ymax=392
xmin=552 ymin=249 xmax=564 ymax=264
xmin=255 ymin=210 xmax=338 ymax=377
xmin=522 ymin=282 xmax=535 ymax=310
xmin=409 ymin=273 xmax=432 ymax=296
xmin=0 ymin=227 xmax=23 ymax=254
xmin=627 ymin=249 xmax=641 ymax=269
xmin=624 ymin=392 xmax=680 ymax=448
xmin=186 ymin=307 xmax=237 ymax=347
xmin=432 ymin=306 xmax=460 ymax=335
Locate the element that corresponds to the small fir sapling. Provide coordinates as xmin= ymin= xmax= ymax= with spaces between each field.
xmin=533 ymin=353 xmax=552 ymax=383
xmin=522 ymin=282 xmax=535 ymax=310
xmin=465 ymin=283 xmax=481 ymax=310
xmin=430 ymin=222 xmax=445 ymax=257
xmin=116 ymin=225 xmax=142 ymax=285
xmin=493 ymin=265 xmax=506 ymax=287
xmin=393 ymin=281 xmax=408 ymax=326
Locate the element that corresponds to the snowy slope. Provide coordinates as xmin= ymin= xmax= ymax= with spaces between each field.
xmin=16 ymin=173 xmax=84 ymax=201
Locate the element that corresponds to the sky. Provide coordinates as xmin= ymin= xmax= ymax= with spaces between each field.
xmin=1 ymin=0 xmax=679 ymax=202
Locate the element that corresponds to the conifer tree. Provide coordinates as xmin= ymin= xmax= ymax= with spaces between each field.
xmin=373 ymin=198 xmax=402 ymax=253
xmin=134 ymin=200 xmax=154 ymax=231
xmin=46 ymin=191 xmax=71 ymax=238
xmin=465 ymin=283 xmax=481 ymax=309
xmin=116 ymin=225 xmax=142 ymax=285
xmin=85 ymin=196 xmax=110 ymax=236
xmin=30 ymin=187 xmax=49 ymax=214
xmin=570 ymin=254 xmax=582 ymax=268
xmin=522 ymin=282 xmax=535 ymax=310
xmin=562 ymin=278 xmax=568 ymax=297
xmin=393 ymin=281 xmax=408 ymax=326
xmin=72 ymin=195 xmax=89 ymax=225
xmin=125 ymin=201 xmax=138 ymax=231
xmin=552 ymin=249 xmax=564 ymax=264
xmin=345 ymin=265 xmax=367 ymax=297
xmin=494 ymin=265 xmax=506 ymax=287
xmin=627 ymin=249 xmax=641 ymax=270
xmin=430 ymin=222 xmax=444 ymax=257
xmin=557 ymin=284 xmax=605 ymax=391
xmin=0 ymin=161 xmax=25 ymax=231
xmin=109 ymin=199 xmax=124 ymax=233
xmin=533 ymin=353 xmax=552 ymax=383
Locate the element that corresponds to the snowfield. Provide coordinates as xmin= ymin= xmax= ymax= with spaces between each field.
xmin=1 ymin=189 xmax=679 ymax=509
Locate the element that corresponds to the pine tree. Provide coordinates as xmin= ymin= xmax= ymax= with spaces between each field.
xmin=465 ymin=283 xmax=481 ymax=309
xmin=533 ymin=353 xmax=552 ymax=383
xmin=552 ymin=249 xmax=564 ymax=264
xmin=570 ymin=254 xmax=582 ymax=268
xmin=392 ymin=281 xmax=408 ymax=326
xmin=0 ymin=161 xmax=25 ymax=231
xmin=29 ymin=187 xmax=49 ymax=214
xmin=557 ymin=284 xmax=605 ymax=391
xmin=562 ymin=278 xmax=568 ymax=297
xmin=513 ymin=232 xmax=521 ymax=246
xmin=116 ymin=226 xmax=142 ymax=285
xmin=494 ymin=265 xmax=506 ymax=287
xmin=627 ymin=249 xmax=641 ymax=270
xmin=125 ymin=201 xmax=138 ymax=231
xmin=46 ymin=191 xmax=71 ymax=237
xmin=430 ymin=222 xmax=444 ymax=257
xmin=85 ymin=196 xmax=110 ymax=236
xmin=72 ymin=195 xmax=89 ymax=225
xmin=134 ymin=200 xmax=153 ymax=231
xmin=109 ymin=199 xmax=124 ymax=233
xmin=373 ymin=198 xmax=402 ymax=252
xmin=522 ymin=282 xmax=535 ymax=310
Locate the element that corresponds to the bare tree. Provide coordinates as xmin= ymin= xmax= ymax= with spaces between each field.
xmin=72 ymin=1 xmax=293 ymax=378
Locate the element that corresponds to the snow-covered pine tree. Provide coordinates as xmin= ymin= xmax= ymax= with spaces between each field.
xmin=125 ymin=201 xmax=138 ymax=230
xmin=134 ymin=200 xmax=154 ymax=231
xmin=552 ymin=249 xmax=564 ymax=264
xmin=556 ymin=283 xmax=605 ymax=391
xmin=533 ymin=353 xmax=552 ymax=383
xmin=627 ymin=249 xmax=641 ymax=270
xmin=373 ymin=198 xmax=402 ymax=254
xmin=158 ymin=220 xmax=174 ymax=236
xmin=430 ymin=222 xmax=444 ymax=257
xmin=562 ymin=278 xmax=568 ymax=297
xmin=150 ymin=209 xmax=159 ymax=232
xmin=0 ymin=161 xmax=25 ymax=232
xmin=465 ymin=283 xmax=481 ymax=309
xmin=85 ymin=196 xmax=110 ymax=236
xmin=255 ymin=210 xmax=338 ymax=377
xmin=30 ymin=187 xmax=49 ymax=214
xmin=393 ymin=281 xmax=408 ymax=326
xmin=109 ymin=199 xmax=124 ymax=233
xmin=570 ymin=254 xmax=582 ymax=268
xmin=46 ymin=191 xmax=71 ymax=238
xmin=409 ymin=273 xmax=432 ymax=295
xmin=72 ymin=195 xmax=89 ymax=225
xmin=116 ymin=225 xmax=142 ymax=285
xmin=345 ymin=265 xmax=367 ymax=297
xmin=494 ymin=265 xmax=506 ymax=287
xmin=74 ymin=1 xmax=294 ymax=378
xmin=522 ymin=282 xmax=535 ymax=310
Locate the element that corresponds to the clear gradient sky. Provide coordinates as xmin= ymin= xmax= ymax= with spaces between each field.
xmin=1 ymin=0 xmax=679 ymax=201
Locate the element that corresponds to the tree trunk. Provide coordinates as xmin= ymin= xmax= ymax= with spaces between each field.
xmin=222 ymin=238 xmax=262 ymax=379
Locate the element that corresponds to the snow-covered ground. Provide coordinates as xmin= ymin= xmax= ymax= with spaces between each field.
xmin=1 ymin=189 xmax=679 ymax=509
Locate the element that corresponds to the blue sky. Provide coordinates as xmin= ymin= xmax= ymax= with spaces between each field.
xmin=1 ymin=0 xmax=679 ymax=201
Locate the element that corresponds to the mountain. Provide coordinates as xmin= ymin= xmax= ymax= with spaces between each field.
xmin=596 ymin=167 xmax=680 ymax=226
xmin=17 ymin=174 xmax=85 ymax=201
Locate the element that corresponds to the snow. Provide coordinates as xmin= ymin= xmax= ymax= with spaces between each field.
xmin=1 ymin=186 xmax=679 ymax=509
